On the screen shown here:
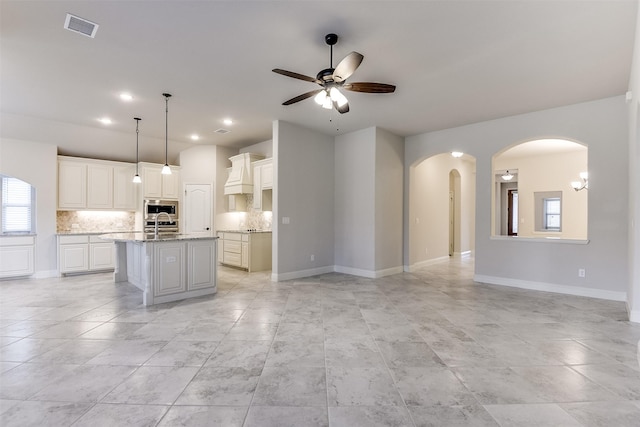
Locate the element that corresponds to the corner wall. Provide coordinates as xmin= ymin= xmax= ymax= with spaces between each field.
xmin=272 ymin=120 xmax=335 ymax=280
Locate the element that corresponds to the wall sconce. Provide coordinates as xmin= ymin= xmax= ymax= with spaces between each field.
xmin=571 ymin=172 xmax=588 ymax=191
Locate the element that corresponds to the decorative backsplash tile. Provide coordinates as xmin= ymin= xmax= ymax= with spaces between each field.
xmin=57 ymin=211 xmax=136 ymax=233
xmin=245 ymin=193 xmax=272 ymax=231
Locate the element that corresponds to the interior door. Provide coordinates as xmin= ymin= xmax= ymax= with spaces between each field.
xmin=184 ymin=184 xmax=212 ymax=237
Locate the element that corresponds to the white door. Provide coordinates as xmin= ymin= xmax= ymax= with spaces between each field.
xmin=184 ymin=184 xmax=212 ymax=236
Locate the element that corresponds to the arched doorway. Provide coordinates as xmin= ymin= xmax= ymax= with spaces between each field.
xmin=449 ymin=169 xmax=461 ymax=256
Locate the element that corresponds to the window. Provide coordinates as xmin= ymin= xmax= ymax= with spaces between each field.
xmin=543 ymin=197 xmax=561 ymax=231
xmin=1 ymin=175 xmax=35 ymax=234
xmin=534 ymin=191 xmax=562 ymax=233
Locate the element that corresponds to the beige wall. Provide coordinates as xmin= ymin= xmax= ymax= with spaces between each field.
xmin=494 ymin=147 xmax=588 ymax=239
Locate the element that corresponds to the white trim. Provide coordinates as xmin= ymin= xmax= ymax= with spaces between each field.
xmin=474 ymin=274 xmax=627 ymax=302
xmin=272 ymin=265 xmax=334 ymax=282
xmin=404 ymin=256 xmax=450 ymax=272
xmin=490 ymin=235 xmax=589 ymax=244
xmin=628 ymin=303 xmax=640 ymax=323
xmin=334 ymin=265 xmax=403 ymax=279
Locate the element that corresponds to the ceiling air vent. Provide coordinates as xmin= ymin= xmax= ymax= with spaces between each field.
xmin=215 ymin=129 xmax=230 ymax=134
xmin=64 ymin=13 xmax=99 ymax=38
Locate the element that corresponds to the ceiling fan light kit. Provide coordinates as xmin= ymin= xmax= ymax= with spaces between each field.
xmin=273 ymin=33 xmax=396 ymax=114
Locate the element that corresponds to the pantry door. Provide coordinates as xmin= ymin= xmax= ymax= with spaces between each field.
xmin=184 ymin=183 xmax=213 ymax=237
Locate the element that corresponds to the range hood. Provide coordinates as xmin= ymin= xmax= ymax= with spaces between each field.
xmin=224 ymin=153 xmax=264 ymax=195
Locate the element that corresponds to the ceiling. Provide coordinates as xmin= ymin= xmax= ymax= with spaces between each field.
xmin=1 ymin=1 xmax=637 ymax=164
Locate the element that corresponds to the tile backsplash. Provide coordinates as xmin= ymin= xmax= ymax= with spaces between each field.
xmin=57 ymin=211 xmax=136 ymax=233
xmin=244 ymin=193 xmax=272 ymax=231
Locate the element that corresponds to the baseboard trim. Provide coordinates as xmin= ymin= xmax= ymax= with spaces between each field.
xmin=404 ymin=256 xmax=451 ymax=272
xmin=474 ymin=274 xmax=627 ymax=302
xmin=272 ymin=266 xmax=334 ymax=282
xmin=628 ymin=306 xmax=640 ymax=323
xmin=334 ymin=265 xmax=403 ymax=279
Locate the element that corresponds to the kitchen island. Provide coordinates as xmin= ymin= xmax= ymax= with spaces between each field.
xmin=100 ymin=233 xmax=218 ymax=306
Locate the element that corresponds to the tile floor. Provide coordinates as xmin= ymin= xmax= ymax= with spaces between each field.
xmin=1 ymin=257 xmax=639 ymax=426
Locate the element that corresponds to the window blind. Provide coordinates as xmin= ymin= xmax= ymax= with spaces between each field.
xmin=2 ymin=176 xmax=32 ymax=233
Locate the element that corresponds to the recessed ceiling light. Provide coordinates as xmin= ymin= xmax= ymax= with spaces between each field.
xmin=190 ymin=134 xmax=200 ymax=141
xmin=119 ymin=93 xmax=133 ymax=101
xmin=98 ymin=117 xmax=112 ymax=125
xmin=451 ymin=151 xmax=463 ymax=158
xmin=223 ymin=118 xmax=233 ymax=126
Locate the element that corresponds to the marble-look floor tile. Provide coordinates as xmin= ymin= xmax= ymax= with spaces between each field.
xmin=175 ymin=366 xmax=261 ymax=406
xmin=204 ymin=340 xmax=271 ymax=369
xmin=328 ymin=406 xmax=413 ymax=427
xmin=31 ymin=364 xmax=136 ymax=402
xmin=571 ymin=363 xmax=640 ymax=399
xmin=29 ymin=321 xmax=102 ymax=339
xmin=0 ymin=337 xmax=69 ymax=362
xmin=102 ymin=366 xmax=198 ymax=404
xmin=325 ymin=337 xmax=386 ymax=367
xmin=178 ymin=321 xmax=235 ymax=341
xmin=453 ymin=367 xmax=547 ymax=404
xmin=0 ymin=362 xmax=20 ymax=374
xmin=368 ymin=322 xmax=425 ymax=343
xmin=252 ymin=366 xmax=326 ymax=406
xmin=484 ymin=403 xmax=581 ymax=427
xmin=126 ymin=321 xmax=189 ymax=341
xmin=85 ymin=339 xmax=167 ymax=365
xmin=244 ymin=406 xmax=328 ymax=427
xmin=143 ymin=340 xmax=219 ymax=367
xmin=561 ymin=400 xmax=640 ymax=427
xmin=265 ymin=340 xmax=325 ymax=367
xmin=71 ymin=403 xmax=168 ymax=427
xmin=409 ymin=405 xmax=499 ymax=427
xmin=0 ymin=362 xmax=78 ymax=399
xmin=274 ymin=322 xmax=324 ymax=342
xmin=79 ymin=322 xmax=146 ymax=340
xmin=0 ymin=400 xmax=92 ymax=427
xmin=157 ymin=405 xmax=247 ymax=426
xmin=533 ymin=339 xmax=619 ymax=365
xmin=28 ymin=339 xmax=113 ymax=364
xmin=225 ymin=322 xmax=278 ymax=340
xmin=391 ymin=366 xmax=476 ymax=407
xmin=327 ymin=366 xmax=403 ymax=407
xmin=377 ymin=341 xmax=445 ymax=368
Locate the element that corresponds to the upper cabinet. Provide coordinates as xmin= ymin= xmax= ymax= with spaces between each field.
xmin=58 ymin=156 xmax=137 ymax=211
xmin=252 ymin=158 xmax=273 ymax=211
xmin=140 ymin=162 xmax=181 ymax=200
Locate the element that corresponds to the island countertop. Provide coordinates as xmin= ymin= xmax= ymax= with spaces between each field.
xmin=100 ymin=232 xmax=219 ymax=243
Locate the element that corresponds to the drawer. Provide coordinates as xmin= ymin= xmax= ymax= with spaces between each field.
xmin=0 ymin=236 xmax=35 ymax=246
xmin=224 ymin=233 xmax=242 ymax=241
xmin=59 ymin=235 xmax=89 ymax=244
xmin=89 ymin=235 xmax=108 ymax=243
xmin=224 ymin=240 xmax=242 ymax=254
xmin=223 ymin=251 xmax=242 ymax=266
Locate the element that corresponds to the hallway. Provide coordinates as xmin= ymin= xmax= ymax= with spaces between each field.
xmin=1 ymin=257 xmax=639 ymax=426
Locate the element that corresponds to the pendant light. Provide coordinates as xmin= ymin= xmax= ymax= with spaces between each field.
xmin=132 ymin=117 xmax=142 ymax=183
xmin=501 ymin=170 xmax=514 ymax=181
xmin=161 ymin=93 xmax=172 ymax=175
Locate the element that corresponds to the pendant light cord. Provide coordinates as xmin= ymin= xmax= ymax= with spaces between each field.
xmin=163 ymin=93 xmax=171 ymax=166
xmin=134 ymin=117 xmax=141 ymax=176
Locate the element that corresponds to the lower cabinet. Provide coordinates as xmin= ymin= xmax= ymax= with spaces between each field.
xmin=58 ymin=234 xmax=115 ymax=275
xmin=0 ymin=236 xmax=35 ymax=278
xmin=217 ymin=231 xmax=271 ymax=272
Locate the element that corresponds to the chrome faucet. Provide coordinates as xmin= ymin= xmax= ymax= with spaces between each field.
xmin=154 ymin=212 xmax=172 ymax=236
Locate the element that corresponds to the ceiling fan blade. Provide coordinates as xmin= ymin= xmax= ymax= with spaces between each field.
xmin=282 ymin=89 xmax=323 ymax=105
xmin=333 ymin=51 xmax=364 ymax=83
xmin=272 ymin=68 xmax=319 ymax=83
xmin=334 ymin=100 xmax=349 ymax=114
xmin=343 ymin=82 xmax=396 ymax=93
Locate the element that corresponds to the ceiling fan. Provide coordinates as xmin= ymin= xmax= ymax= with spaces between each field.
xmin=273 ymin=33 xmax=396 ymax=114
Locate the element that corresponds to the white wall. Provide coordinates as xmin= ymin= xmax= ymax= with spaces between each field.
xmin=409 ymin=153 xmax=476 ymax=268
xmin=334 ymin=128 xmax=376 ymax=272
xmin=627 ymin=5 xmax=640 ymax=322
xmin=273 ymin=121 xmax=334 ymax=280
xmin=406 ymin=96 xmax=628 ymax=301
xmin=374 ymin=128 xmax=404 ymax=273
xmin=240 ymin=140 xmax=272 ymax=158
xmin=0 ymin=138 xmax=58 ymax=277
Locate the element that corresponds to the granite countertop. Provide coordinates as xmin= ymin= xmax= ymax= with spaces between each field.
xmin=100 ymin=232 xmax=219 ymax=242
xmin=217 ymin=229 xmax=272 ymax=234
xmin=57 ymin=230 xmax=140 ymax=236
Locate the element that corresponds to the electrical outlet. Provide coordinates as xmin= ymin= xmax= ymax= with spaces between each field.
xmin=578 ymin=268 xmax=586 ymax=278
xmin=310 ymin=254 xmax=315 ymax=261
xmin=282 ymin=217 xmax=290 ymax=224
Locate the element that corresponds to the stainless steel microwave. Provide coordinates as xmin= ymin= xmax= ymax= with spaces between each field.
xmin=144 ymin=199 xmax=178 ymax=219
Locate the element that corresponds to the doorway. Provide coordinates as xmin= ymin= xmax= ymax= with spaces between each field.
xmin=184 ymin=183 xmax=213 ymax=237
xmin=449 ymin=169 xmax=461 ymax=257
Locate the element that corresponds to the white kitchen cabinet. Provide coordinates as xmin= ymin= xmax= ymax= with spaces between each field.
xmin=58 ymin=156 xmax=137 ymax=210
xmin=252 ymin=159 xmax=273 ymax=211
xmin=58 ymin=234 xmax=115 ymax=275
xmin=113 ymin=165 xmax=137 ymax=210
xmin=0 ymin=236 xmax=35 ymax=278
xmin=218 ymin=231 xmax=271 ymax=272
xmin=58 ymin=159 xmax=87 ymax=209
xmin=188 ymin=240 xmax=217 ymax=291
xmin=87 ymin=163 xmax=113 ymax=209
xmin=141 ymin=163 xmax=181 ymax=200
xmin=154 ymin=242 xmax=187 ymax=296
